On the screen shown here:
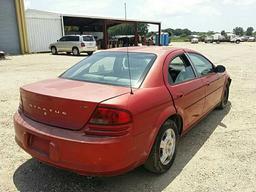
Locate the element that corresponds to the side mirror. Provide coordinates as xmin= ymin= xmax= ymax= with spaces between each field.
xmin=214 ymin=65 xmax=226 ymax=73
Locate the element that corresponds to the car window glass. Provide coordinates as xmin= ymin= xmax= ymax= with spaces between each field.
xmin=70 ymin=36 xmax=79 ymax=41
xmin=61 ymin=52 xmax=156 ymax=88
xmin=65 ymin=36 xmax=79 ymax=41
xmin=59 ymin=37 xmax=67 ymax=41
xmin=89 ymin=57 xmax=115 ymax=73
xmin=83 ymin=36 xmax=94 ymax=41
xmin=168 ymin=55 xmax=196 ymax=84
xmin=188 ymin=53 xmax=213 ymax=76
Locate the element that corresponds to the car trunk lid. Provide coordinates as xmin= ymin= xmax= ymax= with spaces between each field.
xmin=20 ymin=78 xmax=129 ymax=130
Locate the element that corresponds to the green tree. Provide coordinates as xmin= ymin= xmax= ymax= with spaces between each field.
xmin=246 ymin=27 xmax=254 ymax=36
xmin=108 ymin=23 xmax=149 ymax=36
xmin=233 ymin=27 xmax=244 ymax=36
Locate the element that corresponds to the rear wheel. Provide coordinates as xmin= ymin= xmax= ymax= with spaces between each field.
xmin=72 ymin=47 xmax=80 ymax=56
xmin=236 ymin=40 xmax=241 ymax=44
xmin=144 ymin=120 xmax=178 ymax=174
xmin=87 ymin=51 xmax=93 ymax=56
xmin=51 ymin=46 xmax=58 ymax=55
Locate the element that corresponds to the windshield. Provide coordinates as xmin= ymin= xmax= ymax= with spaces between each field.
xmin=60 ymin=52 xmax=156 ymax=88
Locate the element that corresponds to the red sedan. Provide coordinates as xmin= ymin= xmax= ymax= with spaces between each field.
xmin=14 ymin=47 xmax=231 ymax=176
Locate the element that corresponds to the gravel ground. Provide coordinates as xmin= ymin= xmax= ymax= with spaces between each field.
xmin=0 ymin=43 xmax=256 ymax=192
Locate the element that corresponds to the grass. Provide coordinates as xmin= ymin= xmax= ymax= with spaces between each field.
xmin=170 ymin=36 xmax=189 ymax=42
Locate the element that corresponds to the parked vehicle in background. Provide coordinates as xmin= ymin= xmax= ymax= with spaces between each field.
xmin=241 ymin=36 xmax=250 ymax=42
xmin=230 ymin=36 xmax=242 ymax=44
xmin=14 ymin=47 xmax=231 ymax=176
xmin=248 ymin=37 xmax=256 ymax=42
xmin=191 ymin=38 xmax=199 ymax=44
xmin=205 ymin=33 xmax=242 ymax=44
xmin=49 ymin=35 xmax=97 ymax=56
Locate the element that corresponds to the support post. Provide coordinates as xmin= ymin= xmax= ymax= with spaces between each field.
xmin=134 ymin=22 xmax=138 ymax=46
xmin=15 ymin=0 xmax=29 ymax=54
xmin=158 ymin=23 xmax=161 ymax=46
xmin=103 ymin=20 xmax=108 ymax=49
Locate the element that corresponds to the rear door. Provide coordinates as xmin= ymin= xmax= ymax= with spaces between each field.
xmin=164 ymin=50 xmax=206 ymax=131
xmin=67 ymin=36 xmax=80 ymax=51
xmin=187 ymin=52 xmax=226 ymax=114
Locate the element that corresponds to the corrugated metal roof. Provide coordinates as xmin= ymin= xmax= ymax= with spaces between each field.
xmin=26 ymin=9 xmax=161 ymax=24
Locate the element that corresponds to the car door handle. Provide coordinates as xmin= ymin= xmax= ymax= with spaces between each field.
xmin=174 ymin=92 xmax=184 ymax=99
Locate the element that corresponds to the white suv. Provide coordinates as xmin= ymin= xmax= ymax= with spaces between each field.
xmin=49 ymin=35 xmax=97 ymax=56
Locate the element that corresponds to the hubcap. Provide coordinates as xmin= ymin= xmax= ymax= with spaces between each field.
xmin=73 ymin=49 xmax=78 ymax=55
xmin=159 ymin=129 xmax=176 ymax=165
xmin=52 ymin=48 xmax=56 ymax=54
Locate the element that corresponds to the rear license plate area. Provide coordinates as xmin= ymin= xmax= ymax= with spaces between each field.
xmin=28 ymin=134 xmax=49 ymax=156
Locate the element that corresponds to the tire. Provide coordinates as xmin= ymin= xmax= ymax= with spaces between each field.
xmin=236 ymin=40 xmax=240 ymax=44
xmin=144 ymin=120 xmax=178 ymax=174
xmin=72 ymin=47 xmax=80 ymax=56
xmin=51 ymin=46 xmax=58 ymax=55
xmin=87 ymin=51 xmax=93 ymax=56
xmin=217 ymin=84 xmax=230 ymax=109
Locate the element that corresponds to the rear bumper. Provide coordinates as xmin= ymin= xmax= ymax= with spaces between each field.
xmin=80 ymin=46 xmax=97 ymax=52
xmin=14 ymin=112 xmax=140 ymax=176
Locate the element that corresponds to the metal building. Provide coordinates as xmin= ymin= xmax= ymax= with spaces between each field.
xmin=26 ymin=9 xmax=63 ymax=52
xmin=0 ymin=0 xmax=28 ymax=54
xmin=25 ymin=9 xmax=161 ymax=53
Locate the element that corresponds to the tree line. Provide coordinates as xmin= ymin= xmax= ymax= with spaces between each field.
xmin=107 ymin=24 xmax=255 ymax=38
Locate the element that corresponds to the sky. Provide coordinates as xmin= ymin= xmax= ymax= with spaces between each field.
xmin=24 ymin=0 xmax=256 ymax=32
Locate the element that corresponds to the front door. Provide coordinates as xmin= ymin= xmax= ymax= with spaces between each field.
xmin=187 ymin=52 xmax=226 ymax=114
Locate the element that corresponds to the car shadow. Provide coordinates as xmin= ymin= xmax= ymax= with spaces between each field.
xmin=13 ymin=103 xmax=231 ymax=192
xmin=52 ymin=53 xmax=88 ymax=57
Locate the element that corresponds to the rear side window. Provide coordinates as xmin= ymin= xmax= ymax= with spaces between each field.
xmin=188 ymin=53 xmax=213 ymax=76
xmin=83 ymin=36 xmax=94 ymax=41
xmin=168 ymin=54 xmax=196 ymax=84
xmin=66 ymin=36 xmax=80 ymax=41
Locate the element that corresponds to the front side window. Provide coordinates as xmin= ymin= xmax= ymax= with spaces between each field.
xmin=59 ymin=36 xmax=68 ymax=41
xmin=188 ymin=53 xmax=213 ymax=76
xmin=61 ymin=52 xmax=156 ymax=88
xmin=168 ymin=54 xmax=196 ymax=84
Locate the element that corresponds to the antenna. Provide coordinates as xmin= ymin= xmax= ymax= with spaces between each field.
xmin=124 ymin=2 xmax=133 ymax=94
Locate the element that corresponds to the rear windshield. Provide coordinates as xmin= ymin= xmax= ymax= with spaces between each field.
xmin=61 ymin=52 xmax=156 ymax=88
xmin=83 ymin=36 xmax=94 ymax=41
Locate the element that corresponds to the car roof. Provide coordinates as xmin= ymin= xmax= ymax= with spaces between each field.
xmin=99 ymin=46 xmax=186 ymax=56
xmin=64 ymin=35 xmax=93 ymax=36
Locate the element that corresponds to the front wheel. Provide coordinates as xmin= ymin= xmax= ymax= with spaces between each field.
xmin=144 ymin=120 xmax=178 ymax=174
xmin=217 ymin=84 xmax=230 ymax=109
xmin=51 ymin=46 xmax=58 ymax=55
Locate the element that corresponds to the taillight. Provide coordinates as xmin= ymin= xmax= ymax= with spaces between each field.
xmin=81 ymin=42 xmax=85 ymax=47
xmin=89 ymin=107 xmax=132 ymax=125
